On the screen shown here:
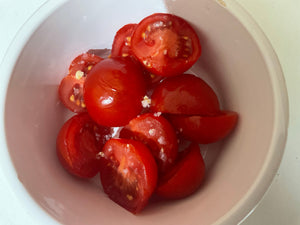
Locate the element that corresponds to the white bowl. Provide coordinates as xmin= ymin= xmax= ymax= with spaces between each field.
xmin=0 ymin=0 xmax=289 ymax=224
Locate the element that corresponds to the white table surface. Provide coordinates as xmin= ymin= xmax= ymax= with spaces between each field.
xmin=0 ymin=0 xmax=299 ymax=224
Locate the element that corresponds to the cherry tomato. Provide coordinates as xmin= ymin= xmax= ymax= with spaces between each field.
xmin=68 ymin=53 xmax=103 ymax=77
xmin=111 ymin=24 xmax=138 ymax=57
xmin=58 ymin=53 xmax=103 ymax=113
xmin=99 ymin=139 xmax=158 ymax=214
xmin=120 ymin=113 xmax=178 ymax=174
xmin=168 ymin=111 xmax=238 ymax=144
xmin=151 ymin=74 xmax=220 ymax=115
xmin=83 ymin=57 xmax=147 ymax=127
xmin=131 ymin=13 xmax=201 ymax=77
xmin=56 ymin=113 xmax=113 ymax=178
xmin=156 ymin=143 xmax=205 ymax=199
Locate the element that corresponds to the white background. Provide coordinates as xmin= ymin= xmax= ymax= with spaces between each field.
xmin=0 ymin=0 xmax=299 ymax=224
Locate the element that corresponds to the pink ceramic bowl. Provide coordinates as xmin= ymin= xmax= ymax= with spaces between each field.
xmin=0 ymin=0 xmax=289 ymax=224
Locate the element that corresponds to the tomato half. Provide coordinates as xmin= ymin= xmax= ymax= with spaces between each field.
xmin=168 ymin=111 xmax=238 ymax=144
xmin=150 ymin=74 xmax=220 ymax=115
xmin=111 ymin=24 xmax=138 ymax=57
xmin=99 ymin=139 xmax=158 ymax=214
xmin=119 ymin=113 xmax=178 ymax=174
xmin=56 ymin=113 xmax=113 ymax=178
xmin=68 ymin=53 xmax=103 ymax=77
xmin=156 ymin=143 xmax=205 ymax=199
xmin=83 ymin=57 xmax=147 ymax=127
xmin=131 ymin=13 xmax=201 ymax=77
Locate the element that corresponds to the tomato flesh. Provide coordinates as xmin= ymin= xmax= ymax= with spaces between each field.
xmin=99 ymin=139 xmax=158 ymax=214
xmin=156 ymin=143 xmax=205 ymax=199
xmin=151 ymin=74 xmax=220 ymax=115
xmin=69 ymin=53 xmax=103 ymax=77
xmin=169 ymin=111 xmax=238 ymax=144
xmin=131 ymin=13 xmax=201 ymax=77
xmin=56 ymin=113 xmax=112 ymax=178
xmin=83 ymin=57 xmax=147 ymax=127
xmin=111 ymin=24 xmax=138 ymax=57
xmin=120 ymin=113 xmax=178 ymax=174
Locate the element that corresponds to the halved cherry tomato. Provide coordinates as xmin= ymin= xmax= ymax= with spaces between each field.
xmin=58 ymin=53 xmax=103 ymax=113
xmin=156 ymin=143 xmax=205 ymax=199
xmin=111 ymin=24 xmax=138 ymax=57
xmin=99 ymin=138 xmax=158 ymax=214
xmin=68 ymin=53 xmax=103 ymax=77
xmin=168 ymin=111 xmax=238 ymax=144
xmin=131 ymin=13 xmax=201 ymax=77
xmin=120 ymin=113 xmax=178 ymax=174
xmin=58 ymin=76 xmax=86 ymax=113
xmin=56 ymin=113 xmax=113 ymax=178
xmin=83 ymin=57 xmax=147 ymax=127
xmin=150 ymin=74 xmax=220 ymax=115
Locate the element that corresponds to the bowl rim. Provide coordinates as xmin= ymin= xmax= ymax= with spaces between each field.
xmin=0 ymin=0 xmax=289 ymax=225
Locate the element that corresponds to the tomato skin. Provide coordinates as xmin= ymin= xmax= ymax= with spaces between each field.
xmin=156 ymin=143 xmax=205 ymax=199
xmin=119 ymin=113 xmax=178 ymax=174
xmin=56 ymin=113 xmax=112 ymax=178
xmin=131 ymin=13 xmax=201 ymax=77
xmin=151 ymin=74 xmax=220 ymax=115
xmin=83 ymin=57 xmax=147 ymax=127
xmin=68 ymin=53 xmax=103 ymax=76
xmin=111 ymin=24 xmax=138 ymax=57
xmin=168 ymin=111 xmax=238 ymax=144
xmin=99 ymin=139 xmax=158 ymax=214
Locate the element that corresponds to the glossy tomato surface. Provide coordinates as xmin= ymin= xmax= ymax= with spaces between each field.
xmin=83 ymin=57 xmax=147 ymax=127
xmin=151 ymin=74 xmax=220 ymax=115
xmin=111 ymin=23 xmax=138 ymax=57
xmin=56 ymin=113 xmax=112 ymax=178
xmin=99 ymin=139 xmax=158 ymax=214
xmin=169 ymin=111 xmax=238 ymax=144
xmin=156 ymin=143 xmax=205 ymax=199
xmin=120 ymin=113 xmax=178 ymax=174
xmin=131 ymin=13 xmax=201 ymax=77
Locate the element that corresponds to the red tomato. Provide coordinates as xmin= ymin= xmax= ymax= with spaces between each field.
xmin=56 ymin=113 xmax=113 ymax=178
xmin=156 ymin=143 xmax=205 ymax=199
xmin=120 ymin=113 xmax=178 ymax=174
xmin=99 ymin=139 xmax=158 ymax=214
xmin=68 ymin=53 xmax=103 ymax=77
xmin=58 ymin=53 xmax=103 ymax=113
xmin=83 ymin=57 xmax=147 ymax=127
xmin=168 ymin=111 xmax=238 ymax=144
xmin=111 ymin=24 xmax=138 ymax=57
xmin=58 ymin=76 xmax=86 ymax=113
xmin=150 ymin=74 xmax=220 ymax=115
xmin=131 ymin=13 xmax=201 ymax=77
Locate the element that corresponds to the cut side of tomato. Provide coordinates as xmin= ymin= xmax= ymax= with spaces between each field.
xmin=150 ymin=74 xmax=220 ymax=115
xmin=156 ymin=143 xmax=205 ymax=199
xmin=131 ymin=13 xmax=201 ymax=77
xmin=168 ymin=111 xmax=238 ymax=144
xmin=56 ymin=113 xmax=113 ymax=178
xmin=111 ymin=23 xmax=138 ymax=58
xmin=83 ymin=57 xmax=147 ymax=127
xmin=99 ymin=139 xmax=158 ymax=214
xmin=119 ymin=113 xmax=178 ymax=174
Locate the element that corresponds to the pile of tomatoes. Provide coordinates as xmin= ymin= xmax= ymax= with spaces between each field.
xmin=56 ymin=13 xmax=238 ymax=214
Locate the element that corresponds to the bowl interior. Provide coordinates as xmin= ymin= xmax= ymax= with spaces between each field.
xmin=5 ymin=0 xmax=277 ymax=224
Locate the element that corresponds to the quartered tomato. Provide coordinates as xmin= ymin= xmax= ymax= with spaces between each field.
xmin=169 ymin=111 xmax=238 ymax=144
xmin=58 ymin=53 xmax=103 ymax=113
xmin=83 ymin=57 xmax=147 ymax=127
xmin=131 ymin=13 xmax=201 ymax=77
xmin=151 ymin=74 xmax=220 ymax=115
xmin=156 ymin=143 xmax=205 ymax=199
xmin=56 ymin=113 xmax=113 ymax=178
xmin=111 ymin=24 xmax=138 ymax=57
xmin=99 ymin=139 xmax=158 ymax=214
xmin=120 ymin=113 xmax=178 ymax=174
